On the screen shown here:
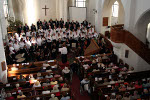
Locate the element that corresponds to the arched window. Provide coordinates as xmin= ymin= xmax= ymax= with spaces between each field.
xmin=112 ymin=1 xmax=119 ymax=17
xmin=3 ymin=0 xmax=9 ymax=18
xmin=76 ymin=0 xmax=86 ymax=7
xmin=146 ymin=23 xmax=150 ymax=43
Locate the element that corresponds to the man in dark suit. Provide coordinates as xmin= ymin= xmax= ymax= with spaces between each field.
xmin=17 ymin=24 xmax=22 ymax=34
xmin=23 ymin=23 xmax=29 ymax=33
xmin=82 ymin=19 xmax=88 ymax=27
xmin=37 ymin=19 xmax=42 ymax=29
xmin=31 ymin=24 xmax=36 ymax=32
xmin=59 ymin=18 xmax=64 ymax=28
xmin=65 ymin=19 xmax=70 ymax=29
xmin=53 ymin=19 xmax=59 ymax=28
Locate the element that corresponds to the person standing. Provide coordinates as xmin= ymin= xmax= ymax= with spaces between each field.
xmin=60 ymin=43 xmax=68 ymax=63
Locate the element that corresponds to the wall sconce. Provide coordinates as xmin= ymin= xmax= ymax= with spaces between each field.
xmin=93 ymin=9 xmax=97 ymax=14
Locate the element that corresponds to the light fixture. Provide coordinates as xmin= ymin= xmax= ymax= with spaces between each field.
xmin=93 ymin=9 xmax=97 ymax=14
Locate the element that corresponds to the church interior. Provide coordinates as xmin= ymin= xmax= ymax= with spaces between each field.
xmin=0 ymin=0 xmax=150 ymax=100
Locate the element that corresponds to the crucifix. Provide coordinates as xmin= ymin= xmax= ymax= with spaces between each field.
xmin=42 ymin=5 xmax=49 ymax=16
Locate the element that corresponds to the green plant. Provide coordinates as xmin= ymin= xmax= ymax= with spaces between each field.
xmin=7 ymin=18 xmax=23 ymax=32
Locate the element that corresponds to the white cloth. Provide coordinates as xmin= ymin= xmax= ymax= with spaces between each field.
xmin=13 ymin=43 xmax=20 ymax=51
xmin=37 ymin=38 xmax=42 ymax=46
xmin=52 ymin=35 xmax=57 ymax=40
xmin=25 ymin=40 xmax=31 ymax=49
xmin=19 ymin=42 xmax=25 ymax=49
xmin=26 ymin=32 xmax=31 ymax=37
xmin=9 ymin=46 xmax=15 ymax=54
xmin=47 ymin=36 xmax=52 ymax=42
xmin=38 ymin=29 xmax=43 ymax=34
xmin=60 ymin=47 xmax=67 ymax=54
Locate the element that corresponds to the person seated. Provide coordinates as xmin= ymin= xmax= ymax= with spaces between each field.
xmin=29 ymin=74 xmax=35 ymax=84
xmin=119 ymin=84 xmax=126 ymax=92
xmin=141 ymin=88 xmax=150 ymax=98
xmin=42 ymin=86 xmax=50 ymax=94
xmin=40 ymin=67 xmax=46 ymax=72
xmin=83 ymin=62 xmax=90 ymax=70
xmin=91 ymin=59 xmax=97 ymax=66
xmin=122 ymin=93 xmax=130 ymax=100
xmin=109 ymin=79 xmax=115 ymax=84
xmin=61 ymin=83 xmax=69 ymax=92
xmin=96 ymin=54 xmax=102 ymax=62
xmin=116 ymin=95 xmax=122 ymax=100
xmin=37 ymin=72 xmax=43 ymax=79
xmin=29 ymin=62 xmax=37 ymax=68
xmin=50 ymin=78 xmax=58 ymax=85
xmin=51 ymin=85 xmax=59 ymax=93
xmin=5 ymin=93 xmax=15 ymax=100
xmin=62 ymin=67 xmax=70 ymax=79
xmin=60 ymin=93 xmax=70 ymax=100
xmin=81 ymin=77 xmax=90 ymax=85
xmin=134 ymin=81 xmax=142 ymax=89
xmin=33 ymin=81 xmax=41 ymax=87
xmin=17 ymin=92 xmax=26 ymax=99
xmin=130 ymin=91 xmax=140 ymax=100
xmin=18 ymin=75 xmax=26 ymax=82
xmin=103 ymin=78 xmax=109 ymax=85
xmin=128 ymin=67 xmax=134 ymax=73
xmin=14 ymin=83 xmax=22 ymax=90
xmin=58 ymin=77 xmax=64 ymax=84
xmin=45 ymin=73 xmax=53 ymax=78
xmin=42 ymin=79 xmax=50 ymax=86
xmin=24 ymin=82 xmax=32 ymax=88
xmin=127 ymin=83 xmax=135 ymax=90
xmin=28 ymin=87 xmax=39 ymax=96
xmin=54 ymin=71 xmax=61 ymax=78
xmin=49 ymin=94 xmax=59 ymax=100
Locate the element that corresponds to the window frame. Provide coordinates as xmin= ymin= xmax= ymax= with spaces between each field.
xmin=112 ymin=1 xmax=119 ymax=17
xmin=76 ymin=0 xmax=86 ymax=8
xmin=3 ymin=0 xmax=9 ymax=18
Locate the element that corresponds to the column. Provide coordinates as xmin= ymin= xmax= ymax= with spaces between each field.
xmin=0 ymin=24 xmax=7 ymax=84
xmin=63 ymin=0 xmax=68 ymax=22
xmin=0 ymin=0 xmax=8 ymax=40
xmin=8 ymin=0 xmax=15 ymax=19
xmin=0 ymin=0 xmax=7 ymax=84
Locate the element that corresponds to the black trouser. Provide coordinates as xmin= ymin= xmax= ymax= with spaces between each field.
xmin=61 ymin=54 xmax=67 ymax=63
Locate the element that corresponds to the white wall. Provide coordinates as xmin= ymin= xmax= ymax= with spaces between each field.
xmin=92 ymin=0 xmax=150 ymax=72
xmin=111 ymin=41 xmax=150 ymax=72
xmin=0 ymin=0 xmax=7 ymax=83
xmin=12 ymin=0 xmax=68 ymax=26
xmin=86 ymin=0 xmax=97 ymax=25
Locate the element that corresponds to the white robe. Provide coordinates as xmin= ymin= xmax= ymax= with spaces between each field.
xmin=37 ymin=38 xmax=42 ymax=46
xmin=9 ymin=46 xmax=15 ymax=54
xmin=19 ymin=42 xmax=25 ymax=49
xmin=26 ymin=32 xmax=31 ymax=37
xmin=13 ymin=44 xmax=20 ymax=51
xmin=25 ymin=40 xmax=31 ymax=49
xmin=47 ymin=36 xmax=52 ymax=42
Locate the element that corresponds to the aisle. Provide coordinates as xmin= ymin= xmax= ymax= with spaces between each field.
xmin=71 ymin=74 xmax=91 ymax=100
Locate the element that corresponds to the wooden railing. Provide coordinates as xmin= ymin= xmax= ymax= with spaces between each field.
xmin=110 ymin=24 xmax=150 ymax=64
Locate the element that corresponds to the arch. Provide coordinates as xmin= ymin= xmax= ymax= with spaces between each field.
xmin=135 ymin=9 xmax=150 ymax=43
xmin=100 ymin=0 xmax=125 ymax=34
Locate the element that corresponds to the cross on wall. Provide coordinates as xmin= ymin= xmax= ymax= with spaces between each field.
xmin=42 ymin=5 xmax=49 ymax=16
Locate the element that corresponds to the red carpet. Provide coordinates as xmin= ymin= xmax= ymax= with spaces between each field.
xmin=71 ymin=74 xmax=91 ymax=100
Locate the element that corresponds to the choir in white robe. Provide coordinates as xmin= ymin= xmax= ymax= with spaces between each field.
xmin=14 ymin=43 xmax=20 ymax=52
xmin=37 ymin=37 xmax=42 ymax=46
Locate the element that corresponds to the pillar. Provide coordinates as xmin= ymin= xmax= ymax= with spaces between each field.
xmin=0 ymin=0 xmax=8 ymax=84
